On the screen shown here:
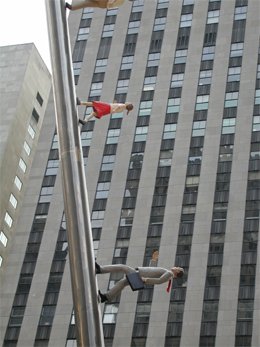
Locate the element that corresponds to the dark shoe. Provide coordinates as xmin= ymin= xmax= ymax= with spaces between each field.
xmin=95 ymin=262 xmax=101 ymax=274
xmin=76 ymin=97 xmax=81 ymax=105
xmin=98 ymin=290 xmax=108 ymax=303
xmin=79 ymin=119 xmax=86 ymax=126
xmin=65 ymin=2 xmax=72 ymax=10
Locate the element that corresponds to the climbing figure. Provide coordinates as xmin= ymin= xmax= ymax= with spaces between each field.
xmin=95 ymin=261 xmax=184 ymax=303
xmin=77 ymin=98 xmax=134 ymax=125
xmin=66 ymin=0 xmax=132 ymax=11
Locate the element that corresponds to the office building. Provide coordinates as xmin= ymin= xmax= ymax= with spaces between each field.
xmin=0 ymin=43 xmax=51 ymax=272
xmin=1 ymin=1 xmax=259 ymax=346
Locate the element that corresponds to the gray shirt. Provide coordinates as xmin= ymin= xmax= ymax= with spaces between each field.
xmin=137 ymin=266 xmax=173 ymax=285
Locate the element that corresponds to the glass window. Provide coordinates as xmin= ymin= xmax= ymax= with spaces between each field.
xmin=207 ymin=10 xmax=219 ymax=24
xmin=174 ymin=49 xmax=188 ymax=64
xmin=167 ymin=98 xmax=181 ymax=113
xmin=0 ymin=231 xmax=8 ymax=247
xmin=202 ymin=46 xmax=215 ymax=61
xmin=154 ymin=17 xmax=166 ymax=31
xmin=77 ymin=27 xmax=90 ymax=41
xmin=102 ymin=24 xmax=115 ymax=37
xmin=252 ymin=115 xmax=260 ymax=132
xmin=222 ymin=118 xmax=236 ymax=134
xmin=45 ymin=159 xmax=59 ymax=176
xmin=23 ymin=141 xmax=31 ymax=156
xmin=90 ymin=82 xmax=103 ymax=97
xmin=199 ymin=70 xmax=212 ymax=85
xmin=257 ymin=64 xmax=260 ymax=79
xmin=103 ymin=304 xmax=119 ymax=324
xmin=227 ymin=67 xmax=241 ymax=82
xmin=171 ymin=73 xmax=184 ymax=88
xmin=101 ymin=155 xmax=115 ymax=171
xmin=9 ymin=194 xmax=18 ymax=209
xmin=120 ymin=208 xmax=134 ymax=226
xmin=116 ymin=79 xmax=129 ymax=94
xmin=96 ymin=182 xmax=110 ymax=199
xmin=224 ymin=92 xmax=239 ymax=108
xmin=230 ymin=42 xmax=243 ymax=57
xmin=219 ymin=145 xmax=233 ymax=161
xmin=129 ymin=152 xmax=144 ymax=169
xmin=19 ymin=158 xmax=27 ymax=173
xmin=81 ymin=131 xmax=93 ymax=146
xmin=147 ymin=53 xmax=160 ymax=67
xmin=134 ymin=126 xmax=148 ymax=142
xmin=159 ymin=150 xmax=173 ymax=167
xmin=180 ymin=14 xmax=192 ymax=27
xmin=163 ymin=123 xmax=177 ymax=139
xmin=192 ymin=121 xmax=206 ymax=137
xmin=106 ymin=129 xmax=120 ymax=144
xmin=91 ymin=210 xmax=105 ymax=228
xmin=4 ymin=212 xmax=13 ymax=227
xmin=234 ymin=6 xmax=247 ymax=20
xmin=28 ymin=124 xmax=35 ymax=139
xmin=14 ymin=176 xmax=22 ymax=191
xmin=143 ymin=76 xmax=156 ymax=91
xmin=139 ymin=101 xmax=153 ymax=116
xmin=94 ymin=59 xmax=108 ymax=73
xmin=255 ymin=89 xmax=260 ymax=105
xmin=73 ymin=61 xmax=82 ymax=77
xmin=121 ymin=55 xmax=134 ymax=70
xmin=128 ymin=20 xmax=140 ymax=34
xmin=195 ymin=95 xmax=209 ymax=111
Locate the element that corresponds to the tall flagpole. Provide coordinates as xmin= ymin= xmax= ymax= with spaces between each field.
xmin=45 ymin=1 xmax=104 ymax=346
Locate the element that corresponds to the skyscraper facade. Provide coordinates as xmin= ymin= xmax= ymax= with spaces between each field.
xmin=1 ymin=1 xmax=259 ymax=347
xmin=0 ymin=43 xmax=51 ymax=272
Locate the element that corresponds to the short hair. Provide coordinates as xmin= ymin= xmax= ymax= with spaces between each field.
xmin=126 ymin=103 xmax=134 ymax=111
xmin=176 ymin=268 xmax=184 ymax=278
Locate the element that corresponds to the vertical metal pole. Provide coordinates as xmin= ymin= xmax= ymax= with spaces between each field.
xmin=45 ymin=1 xmax=104 ymax=346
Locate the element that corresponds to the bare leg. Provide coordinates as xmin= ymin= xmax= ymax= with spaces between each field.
xmin=70 ymin=0 xmax=107 ymax=10
xmin=79 ymin=101 xmax=93 ymax=107
xmin=79 ymin=112 xmax=95 ymax=125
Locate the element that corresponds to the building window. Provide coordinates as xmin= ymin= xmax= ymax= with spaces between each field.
xmin=103 ymin=304 xmax=119 ymax=324
xmin=9 ymin=194 xmax=18 ymax=209
xmin=94 ymin=59 xmax=108 ymax=73
xmin=163 ymin=123 xmax=177 ymax=139
xmin=219 ymin=145 xmax=233 ymax=162
xmin=224 ymin=92 xmax=239 ymax=108
xmin=19 ymin=158 xmax=27 ymax=173
xmin=227 ymin=67 xmax=241 ymax=82
xmin=96 ymin=182 xmax=110 ymax=199
xmin=230 ymin=42 xmax=244 ymax=57
xmin=143 ymin=76 xmax=157 ymax=91
xmin=73 ymin=61 xmax=82 ymax=78
xmin=180 ymin=14 xmax=192 ymax=27
xmin=116 ymin=79 xmax=129 ymax=94
xmin=90 ymin=82 xmax=103 ymax=97
xmin=222 ymin=118 xmax=236 ymax=134
xmin=134 ymin=126 xmax=148 ymax=142
xmin=171 ymin=73 xmax=184 ymax=88
xmin=102 ymin=24 xmax=115 ymax=38
xmin=255 ymin=89 xmax=260 ymax=105
xmin=252 ymin=116 xmax=260 ymax=132
xmin=147 ymin=53 xmax=160 ymax=67
xmin=106 ymin=129 xmax=121 ymax=144
xmin=0 ymin=255 xmax=2 ymax=267
xmin=234 ymin=6 xmax=247 ymax=20
xmin=45 ymin=160 xmax=59 ymax=176
xmin=23 ymin=141 xmax=31 ymax=156
xmin=28 ymin=124 xmax=35 ymax=139
xmin=159 ymin=150 xmax=173 ymax=167
xmin=195 ymin=95 xmax=209 ymax=110
xmin=101 ymin=155 xmax=115 ymax=171
xmin=0 ymin=231 xmax=8 ymax=247
xmin=81 ymin=131 xmax=92 ymax=146
xmin=128 ymin=20 xmax=140 ymax=34
xmin=192 ymin=121 xmax=206 ymax=137
xmin=4 ymin=212 xmax=13 ymax=228
xmin=199 ymin=70 xmax=212 ymax=85
xmin=14 ymin=176 xmax=22 ymax=191
xmin=91 ymin=211 xmax=105 ymax=228
xmin=202 ymin=46 xmax=215 ymax=61
xmin=154 ymin=17 xmax=166 ymax=31
xmin=257 ymin=64 xmax=260 ymax=79
xmin=174 ymin=49 xmax=188 ymax=64
xmin=77 ymin=27 xmax=90 ymax=41
xmin=167 ymin=98 xmax=181 ymax=113
xmin=139 ymin=101 xmax=153 ymax=116
xmin=121 ymin=55 xmax=134 ymax=70
xmin=36 ymin=92 xmax=43 ymax=106
xmin=207 ymin=10 xmax=220 ymax=24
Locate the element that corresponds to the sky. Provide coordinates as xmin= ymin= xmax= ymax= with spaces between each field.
xmin=0 ymin=0 xmax=59 ymax=72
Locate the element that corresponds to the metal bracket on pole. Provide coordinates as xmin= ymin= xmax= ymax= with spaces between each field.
xmin=45 ymin=1 xmax=104 ymax=346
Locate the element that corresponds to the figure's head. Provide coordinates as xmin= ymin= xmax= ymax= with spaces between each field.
xmin=126 ymin=103 xmax=134 ymax=114
xmin=151 ymin=250 xmax=159 ymax=261
xmin=171 ymin=267 xmax=184 ymax=278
